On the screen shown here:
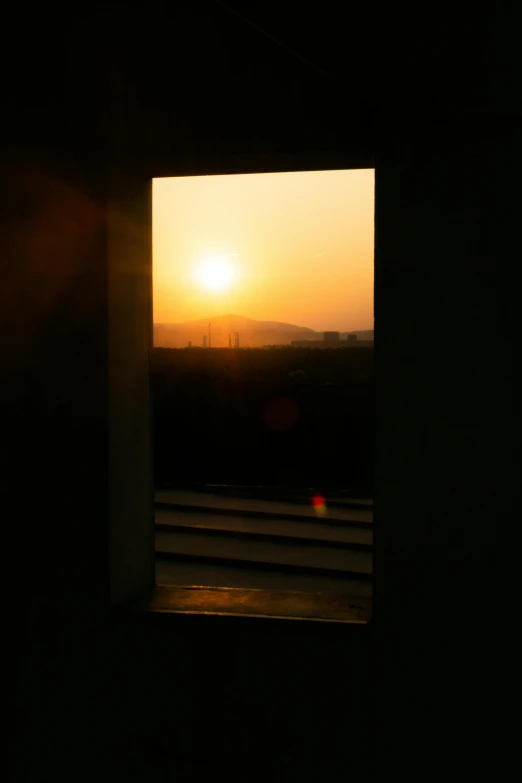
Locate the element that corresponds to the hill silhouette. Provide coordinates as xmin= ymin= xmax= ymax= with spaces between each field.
xmin=154 ymin=314 xmax=373 ymax=348
xmin=185 ymin=314 xmax=315 ymax=333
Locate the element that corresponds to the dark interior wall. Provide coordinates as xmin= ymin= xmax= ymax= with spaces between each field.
xmin=375 ymin=118 xmax=518 ymax=620
xmin=2 ymin=148 xmax=110 ymax=614
xmin=5 ymin=2 xmax=519 ymax=780
xmin=373 ymin=121 xmax=518 ymax=751
xmin=108 ymin=166 xmax=154 ymax=607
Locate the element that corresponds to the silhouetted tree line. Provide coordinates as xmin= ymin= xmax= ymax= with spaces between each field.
xmin=152 ymin=347 xmax=374 ymax=494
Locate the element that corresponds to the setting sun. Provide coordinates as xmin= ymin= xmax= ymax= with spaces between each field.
xmin=195 ymin=256 xmax=237 ymax=292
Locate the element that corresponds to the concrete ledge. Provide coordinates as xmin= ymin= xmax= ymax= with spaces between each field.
xmin=149 ymin=585 xmax=372 ymax=623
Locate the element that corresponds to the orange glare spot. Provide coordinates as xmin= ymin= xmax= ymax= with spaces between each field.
xmin=263 ymin=396 xmax=299 ymax=431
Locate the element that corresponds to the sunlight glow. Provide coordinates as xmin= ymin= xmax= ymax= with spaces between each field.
xmin=153 ymin=170 xmax=374 ymax=329
xmin=195 ymin=256 xmax=236 ymax=292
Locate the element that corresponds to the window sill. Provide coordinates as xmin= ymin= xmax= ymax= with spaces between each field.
xmin=149 ymin=585 xmax=372 ymax=624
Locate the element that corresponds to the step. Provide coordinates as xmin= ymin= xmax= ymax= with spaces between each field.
xmin=155 ymin=508 xmax=373 ymax=547
xmin=155 ymin=490 xmax=373 ymax=525
xmin=158 ymin=484 xmax=373 ymax=511
xmin=317 ymin=497 xmax=373 ymax=507
xmin=155 ymin=531 xmax=372 ymax=576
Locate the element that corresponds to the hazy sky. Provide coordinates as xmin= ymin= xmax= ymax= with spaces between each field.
xmin=153 ymin=169 xmax=374 ymax=331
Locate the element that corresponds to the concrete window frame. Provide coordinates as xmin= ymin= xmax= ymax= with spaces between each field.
xmin=108 ymin=150 xmax=375 ymax=622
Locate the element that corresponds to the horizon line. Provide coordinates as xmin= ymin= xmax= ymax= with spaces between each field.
xmin=153 ymin=314 xmax=374 ymax=330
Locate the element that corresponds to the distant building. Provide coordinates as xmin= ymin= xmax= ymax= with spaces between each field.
xmin=202 ymin=335 xmax=207 ymax=348
xmin=187 ymin=340 xmax=192 ymax=347
xmin=347 ymin=334 xmax=357 ymax=343
xmin=343 ymin=330 xmax=374 ymax=342
xmin=324 ymin=331 xmax=340 ymax=342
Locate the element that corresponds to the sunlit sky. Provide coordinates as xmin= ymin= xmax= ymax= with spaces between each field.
xmin=153 ymin=169 xmax=374 ymax=331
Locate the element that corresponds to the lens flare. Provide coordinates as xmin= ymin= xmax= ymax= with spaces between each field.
xmin=263 ymin=396 xmax=299 ymax=431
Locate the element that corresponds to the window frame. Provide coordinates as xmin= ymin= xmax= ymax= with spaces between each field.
xmin=108 ymin=150 xmax=375 ymax=624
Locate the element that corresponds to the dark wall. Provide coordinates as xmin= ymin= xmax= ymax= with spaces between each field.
xmin=376 ymin=117 xmax=518 ymax=610
xmin=5 ymin=3 xmax=519 ymax=780
xmin=2 ymin=150 xmax=109 ymax=611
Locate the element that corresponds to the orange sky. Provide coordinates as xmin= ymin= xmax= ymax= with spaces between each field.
xmin=153 ymin=169 xmax=374 ymax=331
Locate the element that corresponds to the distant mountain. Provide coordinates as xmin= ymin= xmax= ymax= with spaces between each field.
xmin=174 ymin=314 xmax=315 ymax=333
xmin=154 ymin=315 xmax=316 ymax=348
xmin=153 ymin=315 xmax=373 ymax=348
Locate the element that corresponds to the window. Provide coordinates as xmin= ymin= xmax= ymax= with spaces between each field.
xmin=149 ymin=167 xmax=374 ymax=621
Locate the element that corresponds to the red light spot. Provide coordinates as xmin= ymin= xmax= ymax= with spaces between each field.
xmin=312 ymin=495 xmax=325 ymax=508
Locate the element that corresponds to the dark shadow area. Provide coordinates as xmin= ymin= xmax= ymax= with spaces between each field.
xmin=153 ymin=346 xmax=374 ymax=493
xmin=152 ymin=344 xmax=374 ymax=596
